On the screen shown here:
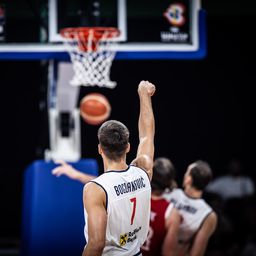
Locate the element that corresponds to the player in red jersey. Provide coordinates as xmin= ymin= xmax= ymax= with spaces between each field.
xmin=141 ymin=157 xmax=181 ymax=256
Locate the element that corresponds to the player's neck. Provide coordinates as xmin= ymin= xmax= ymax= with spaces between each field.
xmin=184 ymin=186 xmax=202 ymax=199
xmin=151 ymin=192 xmax=163 ymax=200
xmin=103 ymin=158 xmax=128 ymax=172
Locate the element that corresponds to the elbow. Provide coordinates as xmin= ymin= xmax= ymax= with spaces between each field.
xmin=88 ymin=239 xmax=105 ymax=254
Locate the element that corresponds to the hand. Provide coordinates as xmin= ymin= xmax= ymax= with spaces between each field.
xmin=52 ymin=159 xmax=79 ymax=180
xmin=138 ymin=80 xmax=156 ymax=97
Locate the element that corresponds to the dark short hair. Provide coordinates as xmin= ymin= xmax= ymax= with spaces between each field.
xmin=98 ymin=120 xmax=129 ymax=161
xmin=190 ymin=160 xmax=212 ymax=190
xmin=151 ymin=157 xmax=176 ymax=192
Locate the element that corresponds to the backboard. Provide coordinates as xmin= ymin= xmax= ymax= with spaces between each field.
xmin=0 ymin=0 xmax=206 ymax=60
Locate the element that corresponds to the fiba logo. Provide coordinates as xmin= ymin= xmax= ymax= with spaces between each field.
xmin=161 ymin=3 xmax=188 ymax=43
xmin=164 ymin=3 xmax=186 ymax=26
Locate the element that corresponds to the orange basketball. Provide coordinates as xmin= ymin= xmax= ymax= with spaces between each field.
xmin=80 ymin=93 xmax=111 ymax=125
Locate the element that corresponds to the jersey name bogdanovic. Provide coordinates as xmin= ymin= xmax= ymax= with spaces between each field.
xmin=84 ymin=165 xmax=151 ymax=256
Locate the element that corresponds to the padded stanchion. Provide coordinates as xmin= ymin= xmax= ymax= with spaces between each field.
xmin=21 ymin=159 xmax=99 ymax=256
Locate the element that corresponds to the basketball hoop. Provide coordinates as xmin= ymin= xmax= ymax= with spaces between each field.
xmin=60 ymin=27 xmax=120 ymax=89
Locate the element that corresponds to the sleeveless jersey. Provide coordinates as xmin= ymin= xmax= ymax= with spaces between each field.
xmin=141 ymin=198 xmax=174 ymax=256
xmin=84 ymin=165 xmax=151 ymax=256
xmin=164 ymin=188 xmax=212 ymax=243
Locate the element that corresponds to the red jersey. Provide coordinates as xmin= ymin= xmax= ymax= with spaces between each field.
xmin=141 ymin=197 xmax=173 ymax=256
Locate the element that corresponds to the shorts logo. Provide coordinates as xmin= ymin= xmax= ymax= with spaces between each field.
xmin=119 ymin=233 xmax=128 ymax=246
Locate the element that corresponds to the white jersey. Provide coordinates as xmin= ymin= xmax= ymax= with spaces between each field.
xmin=84 ymin=165 xmax=151 ymax=256
xmin=164 ymin=188 xmax=212 ymax=243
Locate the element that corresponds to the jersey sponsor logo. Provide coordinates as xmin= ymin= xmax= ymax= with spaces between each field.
xmin=114 ymin=176 xmax=146 ymax=196
xmin=170 ymin=198 xmax=197 ymax=214
xmin=120 ymin=233 xmax=128 ymax=246
xmin=119 ymin=226 xmax=142 ymax=246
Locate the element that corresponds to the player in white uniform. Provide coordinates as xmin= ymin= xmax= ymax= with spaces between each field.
xmin=82 ymin=81 xmax=156 ymax=256
xmin=85 ymin=166 xmax=151 ymax=255
xmin=164 ymin=160 xmax=217 ymax=256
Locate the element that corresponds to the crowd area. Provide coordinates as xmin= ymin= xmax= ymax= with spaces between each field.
xmin=204 ymin=158 xmax=256 ymax=256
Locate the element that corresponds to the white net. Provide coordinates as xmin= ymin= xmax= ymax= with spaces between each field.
xmin=61 ymin=27 xmax=119 ymax=89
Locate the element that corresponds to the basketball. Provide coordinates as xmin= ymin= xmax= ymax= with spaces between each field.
xmin=80 ymin=93 xmax=111 ymax=125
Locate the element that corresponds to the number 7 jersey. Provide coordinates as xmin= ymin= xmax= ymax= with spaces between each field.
xmin=84 ymin=165 xmax=151 ymax=256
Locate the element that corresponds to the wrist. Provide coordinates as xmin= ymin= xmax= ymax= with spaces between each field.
xmin=138 ymin=91 xmax=150 ymax=99
xmin=70 ymin=168 xmax=80 ymax=180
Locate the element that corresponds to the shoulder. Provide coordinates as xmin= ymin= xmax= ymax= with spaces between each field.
xmin=206 ymin=211 xmax=217 ymax=222
xmin=129 ymin=164 xmax=150 ymax=179
xmin=90 ymin=172 xmax=114 ymax=187
xmin=83 ymin=184 xmax=108 ymax=225
xmin=165 ymin=205 xmax=181 ymax=228
xmin=164 ymin=202 xmax=174 ymax=219
xmin=163 ymin=188 xmax=182 ymax=202
xmin=83 ymin=181 xmax=107 ymax=200
xmin=83 ymin=182 xmax=108 ymax=211
xmin=201 ymin=211 xmax=218 ymax=235
xmin=170 ymin=188 xmax=183 ymax=196
xmin=130 ymin=154 xmax=153 ymax=179
xmin=171 ymin=188 xmax=182 ymax=193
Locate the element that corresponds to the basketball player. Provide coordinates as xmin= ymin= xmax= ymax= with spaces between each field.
xmin=141 ymin=157 xmax=181 ymax=256
xmin=52 ymin=158 xmax=181 ymax=256
xmin=52 ymin=158 xmax=216 ymax=255
xmin=164 ymin=160 xmax=218 ymax=256
xmin=80 ymin=80 xmax=155 ymax=256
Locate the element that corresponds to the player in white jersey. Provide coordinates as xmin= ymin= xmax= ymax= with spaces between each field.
xmin=164 ymin=160 xmax=217 ymax=256
xmin=81 ymin=81 xmax=155 ymax=256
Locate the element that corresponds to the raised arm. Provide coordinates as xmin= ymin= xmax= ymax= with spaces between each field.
xmin=52 ymin=160 xmax=96 ymax=184
xmin=189 ymin=212 xmax=218 ymax=256
xmin=131 ymin=81 xmax=155 ymax=180
xmin=82 ymin=183 xmax=107 ymax=256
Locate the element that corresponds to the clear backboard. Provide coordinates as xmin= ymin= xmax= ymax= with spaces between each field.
xmin=0 ymin=0 xmax=206 ymax=60
xmin=0 ymin=0 xmax=206 ymax=161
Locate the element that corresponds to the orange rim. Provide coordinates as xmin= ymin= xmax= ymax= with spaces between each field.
xmin=60 ymin=27 xmax=120 ymax=40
